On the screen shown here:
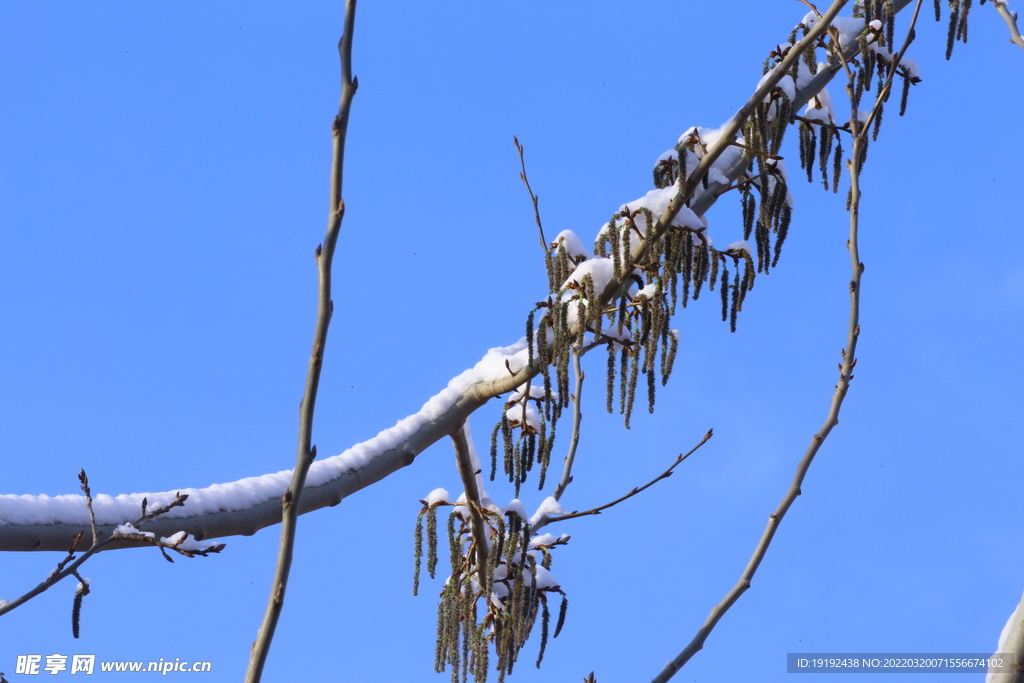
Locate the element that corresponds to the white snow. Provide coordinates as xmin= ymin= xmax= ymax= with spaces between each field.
xmin=804 ymin=79 xmax=836 ymax=123
xmin=529 ymin=564 xmax=560 ymax=589
xmin=503 ymin=499 xmax=527 ymax=519
xmin=528 ymin=532 xmax=559 ymax=548
xmin=424 ymin=488 xmax=450 ymax=506
xmin=727 ymin=241 xmax=753 ymax=256
xmin=160 ymin=530 xmax=219 ymax=551
xmin=114 ymin=522 xmax=154 ymax=540
xmin=634 ymin=283 xmax=658 ymax=300
xmin=831 ymin=17 xmax=866 ymax=48
xmin=901 ymin=57 xmax=920 ymax=79
xmin=561 ymin=257 xmax=615 ymax=294
xmin=551 ymin=230 xmax=591 ymax=260
xmin=506 ymin=402 xmax=540 ymax=430
xmin=529 ymin=496 xmax=568 ymax=527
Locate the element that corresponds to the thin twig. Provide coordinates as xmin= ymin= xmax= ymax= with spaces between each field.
xmin=553 ymin=350 xmax=585 ymax=501
xmin=451 ymin=421 xmax=490 ymax=595
xmin=514 ymin=135 xmax=554 ymax=292
xmin=514 ymin=136 xmax=548 ymax=253
xmin=539 ymin=429 xmax=712 ymax=530
xmin=245 ymin=2 xmax=358 ymax=681
xmin=78 ymin=469 xmax=98 ymax=549
xmin=795 ymin=0 xmax=822 ymax=16
xmin=650 ymin=4 xmax=892 ymax=680
xmin=825 ymin=23 xmax=857 ymax=79
xmin=991 ymin=0 xmax=1024 ymax=49
xmin=728 ymin=140 xmax=785 ymax=160
xmin=792 ymin=113 xmax=851 ymax=130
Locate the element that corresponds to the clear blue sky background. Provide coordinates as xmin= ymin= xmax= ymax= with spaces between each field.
xmin=2 ymin=2 xmax=1022 ymax=682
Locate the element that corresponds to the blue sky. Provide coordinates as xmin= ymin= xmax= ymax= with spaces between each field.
xmin=1 ymin=2 xmax=1023 ymax=682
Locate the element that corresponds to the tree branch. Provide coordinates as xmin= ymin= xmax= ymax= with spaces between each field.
xmin=553 ymin=351 xmax=584 ymax=501
xmin=513 ymin=136 xmax=551 ymax=276
xmin=245 ymin=2 xmax=358 ymax=680
xmin=650 ymin=2 xmax=910 ymax=678
xmin=597 ymin=0 xmax=851 ymax=308
xmin=536 ymin=430 xmax=712 ymax=532
xmin=451 ymin=421 xmax=489 ymax=595
xmin=0 ymin=0 xmax=923 ymax=557
xmin=988 ymin=0 xmax=1024 ymax=49
xmin=0 ymin=474 xmax=216 ymax=619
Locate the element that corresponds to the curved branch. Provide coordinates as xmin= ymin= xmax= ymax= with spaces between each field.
xmin=0 ymin=0 xmax=915 ymax=558
xmin=539 ymin=429 xmax=712 ymax=532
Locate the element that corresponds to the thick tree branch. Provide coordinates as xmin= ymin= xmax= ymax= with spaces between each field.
xmin=989 ymin=0 xmax=1024 ymax=48
xmin=451 ymin=422 xmax=489 ymax=595
xmin=245 ymin=2 xmax=358 ymax=681
xmin=0 ymin=0 xmax=921 ymax=557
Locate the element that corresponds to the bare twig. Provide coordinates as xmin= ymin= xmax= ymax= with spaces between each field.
xmin=451 ymin=421 xmax=490 ymax=595
xmin=539 ymin=429 xmax=712 ymax=530
xmin=990 ymin=0 xmax=1024 ymax=49
xmin=650 ymin=5 xmax=897 ymax=680
xmin=513 ymin=136 xmax=549 ymax=257
xmin=245 ymin=2 xmax=359 ymax=681
xmin=78 ymin=469 xmax=98 ymax=549
xmin=553 ymin=351 xmax=585 ymax=501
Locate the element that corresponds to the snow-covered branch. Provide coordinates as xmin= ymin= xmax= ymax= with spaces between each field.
xmin=987 ymin=591 xmax=1024 ymax=683
xmin=0 ymin=0 xmax=920 ymax=559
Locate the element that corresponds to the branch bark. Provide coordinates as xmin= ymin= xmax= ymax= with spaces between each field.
xmin=451 ymin=421 xmax=490 ymax=595
xmin=990 ymin=0 xmax=1024 ymax=49
xmin=245 ymin=2 xmax=358 ymax=680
